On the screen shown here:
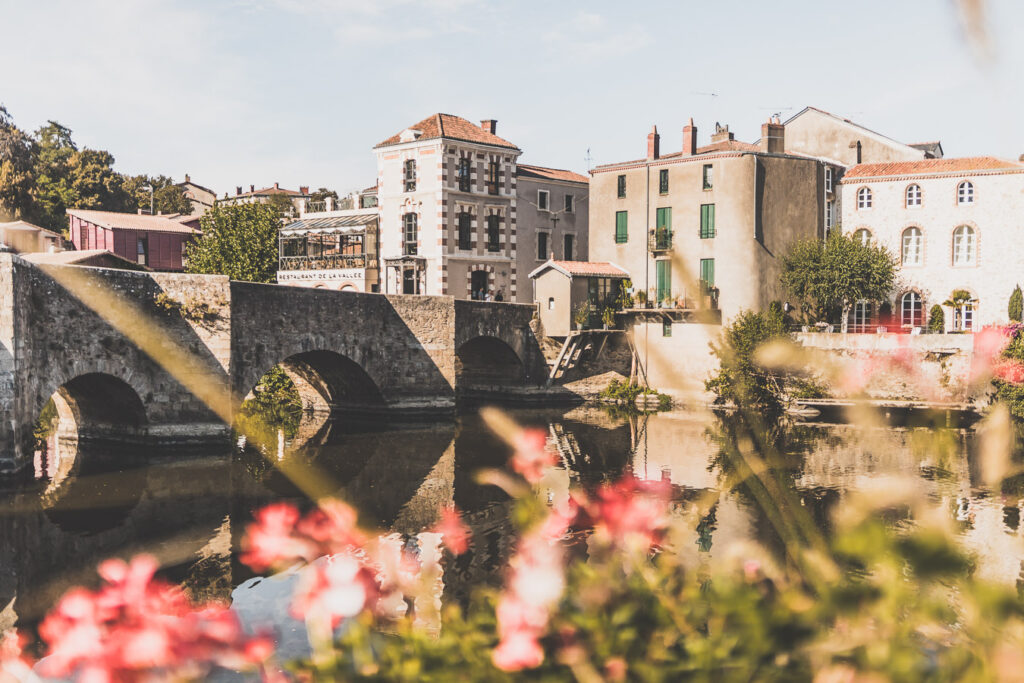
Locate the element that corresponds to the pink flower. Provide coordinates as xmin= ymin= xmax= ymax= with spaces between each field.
xmin=435 ymin=506 xmax=471 ymax=555
xmin=994 ymin=359 xmax=1024 ymax=385
xmin=580 ymin=477 xmax=672 ymax=550
xmin=241 ymin=503 xmax=317 ymax=571
xmin=511 ymin=428 xmax=557 ymax=483
xmin=971 ymin=325 xmax=1015 ymax=382
xmin=290 ymin=555 xmax=377 ymax=628
xmin=0 ymin=630 xmax=34 ymax=681
xmin=492 ymin=630 xmax=544 ymax=671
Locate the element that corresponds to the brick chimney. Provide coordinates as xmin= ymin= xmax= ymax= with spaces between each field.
xmin=236 ymin=186 xmax=242 ymax=196
xmin=249 ymin=185 xmax=255 ymax=193
xmin=647 ymin=125 xmax=660 ymax=160
xmin=760 ymin=115 xmax=785 ymax=154
xmin=480 ymin=119 xmax=497 ymax=134
xmin=682 ymin=118 xmax=697 ymax=156
xmin=299 ymin=186 xmax=309 ymax=195
xmin=273 ymin=182 xmax=280 ymax=190
xmin=711 ymin=122 xmax=734 ymax=143
xmin=184 ymin=173 xmax=191 ymax=184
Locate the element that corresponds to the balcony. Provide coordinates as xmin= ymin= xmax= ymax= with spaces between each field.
xmin=279 ymin=253 xmax=374 ymax=272
xmin=648 ymin=228 xmax=672 ymax=253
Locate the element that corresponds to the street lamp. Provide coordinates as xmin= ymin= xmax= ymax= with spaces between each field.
xmin=142 ymin=183 xmax=154 ymax=215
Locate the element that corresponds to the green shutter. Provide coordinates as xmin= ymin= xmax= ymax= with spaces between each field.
xmin=700 ymin=204 xmax=715 ymax=238
xmin=656 ymin=207 xmax=671 ymax=231
xmin=615 ymin=211 xmax=628 ymax=243
xmin=656 ymin=260 xmax=671 ymax=303
xmin=700 ymin=258 xmax=715 ymax=292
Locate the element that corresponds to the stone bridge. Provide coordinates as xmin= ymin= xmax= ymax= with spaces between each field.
xmin=0 ymin=253 xmax=546 ymax=473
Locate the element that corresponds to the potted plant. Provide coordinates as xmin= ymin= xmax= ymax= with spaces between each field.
xmin=635 ymin=289 xmax=648 ymax=308
xmin=601 ymin=307 xmax=615 ymax=330
xmin=573 ymin=302 xmax=590 ymax=331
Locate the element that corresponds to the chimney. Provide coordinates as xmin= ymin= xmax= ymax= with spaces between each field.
xmin=184 ymin=173 xmax=190 ymax=184
xmin=250 ymin=184 xmax=255 ymax=193
xmin=760 ymin=115 xmax=785 ymax=154
xmin=480 ymin=119 xmax=497 ymax=134
xmin=646 ymin=125 xmax=660 ymax=160
xmin=711 ymin=122 xmax=734 ymax=143
xmin=273 ymin=182 xmax=280 ymax=190
xmin=236 ymin=186 xmax=242 ymax=196
xmin=682 ymin=118 xmax=698 ymax=156
xmin=299 ymin=185 xmax=309 ymax=195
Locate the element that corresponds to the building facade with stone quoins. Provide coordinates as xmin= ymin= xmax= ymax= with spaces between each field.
xmin=840 ymin=156 xmax=1024 ymax=332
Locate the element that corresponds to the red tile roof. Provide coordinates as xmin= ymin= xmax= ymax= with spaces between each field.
xmin=67 ymin=209 xmax=200 ymax=234
xmin=516 ymin=164 xmax=588 ymax=184
xmin=530 ymin=260 xmax=629 ymax=279
xmin=375 ymin=113 xmax=520 ymax=150
xmin=843 ymin=156 xmax=1023 ymax=179
xmin=229 ymin=185 xmax=308 ymax=199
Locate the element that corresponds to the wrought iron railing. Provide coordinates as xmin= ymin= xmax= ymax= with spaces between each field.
xmin=279 ymin=254 xmax=373 ymax=271
xmin=648 ymin=229 xmax=672 ymax=252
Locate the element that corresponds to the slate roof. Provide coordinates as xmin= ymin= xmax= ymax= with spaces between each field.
xmin=375 ymin=113 xmax=520 ymax=150
xmin=843 ymin=156 xmax=1024 ymax=179
xmin=67 ymin=209 xmax=200 ymax=234
xmin=516 ymin=164 xmax=589 ymax=184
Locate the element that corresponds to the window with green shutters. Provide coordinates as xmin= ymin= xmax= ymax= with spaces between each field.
xmin=700 ymin=258 xmax=715 ymax=294
xmin=656 ymin=207 xmax=671 ymax=231
xmin=700 ymin=204 xmax=715 ymax=238
xmin=656 ymin=259 xmax=671 ymax=304
xmin=615 ymin=211 xmax=628 ymax=244
xmin=659 ymin=169 xmax=669 ymax=194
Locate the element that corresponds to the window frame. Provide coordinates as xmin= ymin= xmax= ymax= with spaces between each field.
xmin=457 ymin=157 xmax=472 ymax=192
xmin=703 ymin=164 xmax=713 ymax=191
xmin=537 ymin=189 xmax=550 ymax=211
xmin=659 ymin=169 xmax=669 ymax=195
xmin=857 ymin=186 xmax=872 ymax=209
xmin=900 ymin=291 xmax=923 ymax=328
xmin=457 ymin=212 xmax=472 ymax=251
xmin=403 ymin=159 xmax=417 ymax=192
xmin=563 ymin=233 xmax=574 ymax=261
xmin=906 ymin=183 xmax=922 ymax=208
xmin=614 ymin=211 xmax=628 ymax=244
xmin=952 ymin=225 xmax=976 ymax=266
xmin=852 ymin=228 xmax=872 ymax=246
xmin=487 ymin=160 xmax=500 ymax=195
xmin=537 ymin=230 xmax=549 ymax=261
xmin=564 ymin=194 xmax=574 ymax=213
xmin=403 ymin=212 xmax=418 ymax=256
xmin=957 ymin=180 xmax=974 ymax=205
xmin=486 ymin=214 xmax=501 ymax=252
xmin=825 ymin=167 xmax=833 ymax=193
xmin=699 ymin=203 xmax=716 ymax=239
xmin=616 ymin=174 xmax=626 ymax=199
xmin=901 ymin=226 xmax=923 ymax=266
xmin=137 ymin=235 xmax=149 ymax=266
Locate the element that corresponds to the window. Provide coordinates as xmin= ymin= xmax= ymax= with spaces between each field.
xmin=487 ymin=161 xmax=499 ymax=195
xmin=853 ymin=228 xmax=871 ymax=245
xmin=699 ymin=258 xmax=715 ymax=294
xmin=615 ymin=211 xmax=628 ymax=244
xmin=548 ymin=297 xmax=554 ymax=311
xmin=403 ymin=213 xmax=418 ymax=255
xmin=537 ymin=231 xmax=549 ymax=260
xmin=563 ymin=234 xmax=574 ymax=261
xmin=826 ymin=200 xmax=835 ymax=232
xmin=616 ymin=174 xmax=626 ymax=198
xmin=857 ymin=186 xmax=872 ymax=209
xmin=954 ymin=301 xmax=975 ymax=332
xmin=80 ymin=225 xmax=89 ymax=250
xmin=486 ymin=215 xmax=500 ymax=252
xmin=136 ymin=236 xmax=148 ymax=265
xmin=703 ymin=164 xmax=713 ymax=190
xmin=825 ymin=167 xmax=833 ymax=193
xmin=957 ymin=181 xmax=974 ymax=205
xmin=901 ymin=291 xmax=923 ymax=328
xmin=564 ymin=194 xmax=574 ymax=213
xmin=403 ymin=159 xmax=416 ymax=192
xmin=659 ymin=169 xmax=669 ymax=194
xmin=662 ymin=319 xmax=672 ymax=337
xmin=901 ymin=227 xmax=922 ymax=266
xmin=656 ymin=207 xmax=672 ymax=232
xmin=457 ymin=157 xmax=471 ymax=192
xmin=849 ymin=300 xmax=873 ymax=333
xmin=457 ymin=212 xmax=471 ymax=251
xmin=906 ymin=184 xmax=921 ymax=207
xmin=952 ymin=225 xmax=976 ymax=265
xmin=537 ymin=190 xmax=549 ymax=211
xmin=656 ymin=260 xmax=671 ymax=304
xmin=700 ymin=204 xmax=715 ymax=239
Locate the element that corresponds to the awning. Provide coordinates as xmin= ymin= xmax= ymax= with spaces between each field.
xmin=280 ymin=215 xmax=377 ymax=236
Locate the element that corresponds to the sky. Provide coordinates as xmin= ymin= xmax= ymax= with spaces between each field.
xmin=1 ymin=0 xmax=1022 ymax=197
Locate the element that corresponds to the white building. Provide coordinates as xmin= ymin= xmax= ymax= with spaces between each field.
xmin=840 ymin=156 xmax=1024 ymax=331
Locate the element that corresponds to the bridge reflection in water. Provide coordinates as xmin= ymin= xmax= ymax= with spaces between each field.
xmin=0 ymin=407 xmax=1021 ymax=634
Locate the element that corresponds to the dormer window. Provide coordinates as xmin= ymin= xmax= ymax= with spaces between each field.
xmin=398 ymin=128 xmax=422 ymax=143
xmin=404 ymin=159 xmax=417 ymax=192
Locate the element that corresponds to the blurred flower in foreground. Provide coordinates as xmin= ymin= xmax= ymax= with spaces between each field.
xmin=576 ymin=476 xmax=672 ymax=551
xmin=511 ymin=428 xmax=558 ymax=483
xmin=241 ymin=500 xmax=366 ymax=572
xmin=434 ymin=505 xmax=471 ymax=556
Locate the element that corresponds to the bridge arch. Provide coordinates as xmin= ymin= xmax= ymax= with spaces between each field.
xmin=247 ymin=350 xmax=387 ymax=414
xmin=36 ymin=372 xmax=148 ymax=444
xmin=455 ymin=336 xmax=526 ymax=386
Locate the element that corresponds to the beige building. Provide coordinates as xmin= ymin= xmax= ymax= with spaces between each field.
xmin=175 ymin=175 xmax=217 ymax=217
xmin=516 ymin=165 xmax=589 ymax=303
xmin=840 ymin=156 xmax=1024 ymax=331
xmin=0 ymin=220 xmax=65 ymax=253
xmin=530 ymin=260 xmax=627 ymax=337
xmin=219 ymin=182 xmax=311 ymax=220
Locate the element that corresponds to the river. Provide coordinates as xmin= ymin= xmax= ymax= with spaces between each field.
xmin=3 ymin=406 xmax=1021 ymax=640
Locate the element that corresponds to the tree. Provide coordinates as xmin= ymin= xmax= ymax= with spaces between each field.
xmin=123 ymin=174 xmax=192 ymax=216
xmin=309 ymin=187 xmax=338 ymax=203
xmin=31 ymin=121 xmax=77 ymax=232
xmin=184 ymin=203 xmax=279 ymax=282
xmin=0 ymin=105 xmax=37 ymax=221
xmin=705 ymin=307 xmax=788 ymax=410
xmin=1009 ymin=285 xmax=1022 ymax=323
xmin=928 ymin=304 xmax=945 ymax=333
xmin=65 ymin=148 xmax=127 ymax=211
xmin=780 ymin=231 xmax=897 ymax=332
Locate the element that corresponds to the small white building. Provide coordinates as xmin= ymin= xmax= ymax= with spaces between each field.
xmin=840 ymin=156 xmax=1024 ymax=331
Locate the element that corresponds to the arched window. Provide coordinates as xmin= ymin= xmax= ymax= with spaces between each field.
xmin=402 ymin=212 xmax=417 ymax=255
xmin=857 ymin=187 xmax=872 ymax=209
xmin=849 ymin=300 xmax=873 ymax=334
xmin=952 ymin=225 xmax=976 ymax=266
xmin=901 ymin=292 xmax=923 ymax=328
xmin=957 ymin=181 xmax=974 ymax=205
xmin=403 ymin=159 xmax=417 ymax=192
xmin=457 ymin=212 xmax=472 ymax=251
xmin=905 ymin=184 xmax=922 ymax=207
xmin=901 ymin=227 xmax=923 ymax=266
xmin=852 ymin=228 xmax=872 ymax=246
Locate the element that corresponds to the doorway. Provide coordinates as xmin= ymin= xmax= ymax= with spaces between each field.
xmin=470 ymin=270 xmax=488 ymax=300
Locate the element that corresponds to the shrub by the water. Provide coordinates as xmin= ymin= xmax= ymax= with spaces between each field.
xmin=705 ymin=307 xmax=788 ymax=410
xmin=928 ymin=304 xmax=945 ymax=333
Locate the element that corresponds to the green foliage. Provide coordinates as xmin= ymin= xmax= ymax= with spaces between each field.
xmin=995 ymin=327 xmax=1024 ymax=419
xmin=184 ymin=203 xmax=280 ymax=283
xmin=310 ymin=187 xmax=338 ymax=203
xmin=235 ymin=366 xmax=303 ymax=448
xmin=0 ymin=105 xmax=37 ymax=221
xmin=1010 ymin=285 xmax=1022 ymax=323
xmin=573 ymin=302 xmax=590 ymax=329
xmin=928 ymin=304 xmax=945 ymax=333
xmin=616 ymin=279 xmax=634 ymax=309
xmin=599 ymin=378 xmax=671 ymax=411
xmin=781 ymin=231 xmax=897 ymax=324
xmin=944 ymin=289 xmax=973 ymax=308
xmin=32 ymin=398 xmax=58 ymax=442
xmin=601 ymin=307 xmax=615 ymax=328
xmin=705 ymin=307 xmax=788 ymax=410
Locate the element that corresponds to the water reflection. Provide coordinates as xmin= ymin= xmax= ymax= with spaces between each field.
xmin=3 ymin=406 xmax=1023 ymax=633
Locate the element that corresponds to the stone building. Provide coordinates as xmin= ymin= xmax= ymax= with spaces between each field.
xmin=373 ymin=113 xmax=590 ymax=302
xmin=218 ymin=183 xmax=311 ymax=220
xmin=175 ymin=175 xmax=217 ymax=217
xmin=839 ymin=156 xmax=1024 ymax=331
xmin=515 ymin=165 xmax=589 ymax=303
